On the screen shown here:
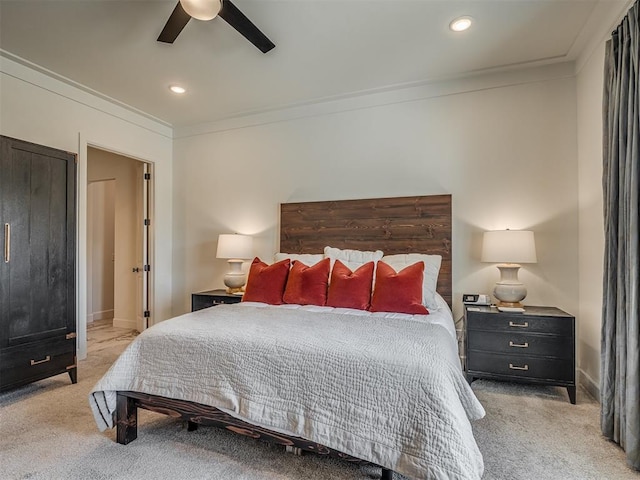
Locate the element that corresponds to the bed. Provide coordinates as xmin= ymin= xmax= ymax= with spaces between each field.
xmin=89 ymin=194 xmax=485 ymax=480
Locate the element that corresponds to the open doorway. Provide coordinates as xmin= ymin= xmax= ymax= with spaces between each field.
xmin=86 ymin=147 xmax=152 ymax=343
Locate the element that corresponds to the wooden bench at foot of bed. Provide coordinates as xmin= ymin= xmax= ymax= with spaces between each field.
xmin=116 ymin=391 xmax=394 ymax=480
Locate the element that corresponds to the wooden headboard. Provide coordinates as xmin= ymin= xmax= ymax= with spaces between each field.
xmin=280 ymin=194 xmax=452 ymax=307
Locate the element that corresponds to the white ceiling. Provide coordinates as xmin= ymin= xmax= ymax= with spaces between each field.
xmin=0 ymin=0 xmax=630 ymax=128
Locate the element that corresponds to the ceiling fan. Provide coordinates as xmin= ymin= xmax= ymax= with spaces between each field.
xmin=158 ymin=0 xmax=275 ymax=53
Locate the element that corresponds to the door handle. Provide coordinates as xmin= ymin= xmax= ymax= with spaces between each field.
xmin=4 ymin=223 xmax=9 ymax=263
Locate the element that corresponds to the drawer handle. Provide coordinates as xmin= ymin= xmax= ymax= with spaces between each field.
xmin=509 ymin=321 xmax=529 ymax=328
xmin=30 ymin=355 xmax=51 ymax=366
xmin=509 ymin=363 xmax=529 ymax=371
xmin=509 ymin=341 xmax=529 ymax=348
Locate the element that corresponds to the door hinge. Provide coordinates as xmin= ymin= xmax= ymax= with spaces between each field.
xmin=143 ymin=311 xmax=151 ymax=318
xmin=144 ymin=218 xmax=150 ymax=226
xmin=144 ymin=173 xmax=151 ymax=180
xmin=143 ymin=264 xmax=151 ymax=272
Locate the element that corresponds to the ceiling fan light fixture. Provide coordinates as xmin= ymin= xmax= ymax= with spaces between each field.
xmin=179 ymin=0 xmax=222 ymax=21
xmin=450 ymin=16 xmax=473 ymax=32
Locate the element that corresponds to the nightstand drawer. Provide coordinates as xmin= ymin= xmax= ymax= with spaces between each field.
xmin=467 ymin=330 xmax=573 ymax=358
xmin=467 ymin=313 xmax=573 ymax=336
xmin=467 ymin=351 xmax=573 ymax=383
xmin=192 ymin=296 xmax=232 ymax=311
xmin=191 ymin=289 xmax=243 ymax=312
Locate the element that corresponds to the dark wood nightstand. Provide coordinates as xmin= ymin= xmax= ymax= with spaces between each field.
xmin=465 ymin=305 xmax=576 ymax=404
xmin=191 ymin=289 xmax=243 ymax=312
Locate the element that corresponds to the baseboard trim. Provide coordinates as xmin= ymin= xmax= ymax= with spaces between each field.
xmin=113 ymin=317 xmax=136 ymax=330
xmin=578 ymin=369 xmax=600 ymax=401
xmin=92 ymin=309 xmax=114 ymax=322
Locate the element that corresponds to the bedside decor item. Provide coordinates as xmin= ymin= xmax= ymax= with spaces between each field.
xmin=216 ymin=233 xmax=253 ymax=293
xmin=481 ymin=229 xmax=537 ymax=308
xmin=462 ymin=294 xmax=491 ymax=306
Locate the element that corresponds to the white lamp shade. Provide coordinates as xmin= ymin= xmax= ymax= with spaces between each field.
xmin=481 ymin=230 xmax=537 ymax=264
xmin=179 ymin=0 xmax=222 ymax=21
xmin=216 ymin=234 xmax=253 ymax=260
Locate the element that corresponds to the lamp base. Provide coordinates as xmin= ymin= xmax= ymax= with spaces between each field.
xmin=223 ymin=260 xmax=246 ymax=294
xmin=496 ymin=300 xmax=524 ymax=308
xmin=493 ymin=263 xmax=528 ymax=307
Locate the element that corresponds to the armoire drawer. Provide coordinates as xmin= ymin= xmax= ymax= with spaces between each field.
xmin=0 ymin=337 xmax=76 ymax=390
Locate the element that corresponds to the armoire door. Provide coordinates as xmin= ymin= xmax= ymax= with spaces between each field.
xmin=0 ymin=135 xmax=76 ymax=389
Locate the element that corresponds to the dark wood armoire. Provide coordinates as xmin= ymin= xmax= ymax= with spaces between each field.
xmin=0 ymin=135 xmax=77 ymax=391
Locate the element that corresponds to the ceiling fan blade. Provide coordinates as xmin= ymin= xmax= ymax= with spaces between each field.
xmin=219 ymin=0 xmax=275 ymax=53
xmin=158 ymin=2 xmax=192 ymax=44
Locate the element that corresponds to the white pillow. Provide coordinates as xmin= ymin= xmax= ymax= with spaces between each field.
xmin=324 ymin=246 xmax=384 ymax=271
xmin=380 ymin=254 xmax=442 ymax=310
xmin=274 ymin=252 xmax=324 ymax=266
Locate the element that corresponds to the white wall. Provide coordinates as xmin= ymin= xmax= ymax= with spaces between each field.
xmin=0 ymin=55 xmax=173 ymax=359
xmin=576 ymin=41 xmax=607 ymax=396
xmin=87 ymin=179 xmax=115 ymax=322
xmin=172 ymin=66 xmax=579 ymax=321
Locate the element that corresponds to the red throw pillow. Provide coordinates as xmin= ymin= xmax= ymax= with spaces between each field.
xmin=327 ymin=260 xmax=374 ymax=310
xmin=242 ymin=257 xmax=291 ymax=305
xmin=370 ymin=261 xmax=429 ymax=315
xmin=283 ymin=258 xmax=330 ymax=306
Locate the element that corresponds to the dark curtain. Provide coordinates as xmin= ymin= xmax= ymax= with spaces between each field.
xmin=602 ymin=0 xmax=640 ymax=471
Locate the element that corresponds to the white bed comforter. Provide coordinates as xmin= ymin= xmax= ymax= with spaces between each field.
xmin=90 ymin=302 xmax=485 ymax=480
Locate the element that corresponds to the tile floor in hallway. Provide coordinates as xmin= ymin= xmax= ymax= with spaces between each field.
xmin=86 ymin=318 xmax=138 ymax=354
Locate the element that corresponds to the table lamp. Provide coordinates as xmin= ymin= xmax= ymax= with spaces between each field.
xmin=216 ymin=233 xmax=253 ymax=293
xmin=481 ymin=229 xmax=537 ymax=308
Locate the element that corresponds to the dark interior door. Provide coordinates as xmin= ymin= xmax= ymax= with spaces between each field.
xmin=0 ymin=136 xmax=76 ymax=347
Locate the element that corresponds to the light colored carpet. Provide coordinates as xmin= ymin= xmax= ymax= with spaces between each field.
xmin=0 ymin=334 xmax=638 ymax=480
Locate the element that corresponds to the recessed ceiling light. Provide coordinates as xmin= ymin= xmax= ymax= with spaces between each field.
xmin=450 ymin=16 xmax=473 ymax=32
xmin=169 ymin=85 xmax=186 ymax=94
